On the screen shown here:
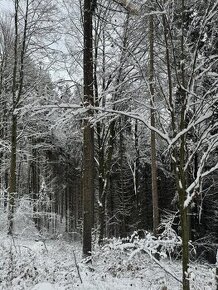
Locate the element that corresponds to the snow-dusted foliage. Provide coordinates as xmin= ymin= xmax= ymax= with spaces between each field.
xmin=0 ymin=234 xmax=216 ymax=290
xmin=0 ymin=236 xmax=80 ymax=290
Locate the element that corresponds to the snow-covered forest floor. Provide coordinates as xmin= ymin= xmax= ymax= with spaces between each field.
xmin=0 ymin=232 xmax=217 ymax=290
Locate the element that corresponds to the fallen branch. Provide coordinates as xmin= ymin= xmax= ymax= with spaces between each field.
xmin=73 ymin=250 xmax=83 ymax=284
xmin=143 ymin=248 xmax=182 ymax=284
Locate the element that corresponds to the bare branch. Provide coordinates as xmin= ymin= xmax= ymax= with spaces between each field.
xmin=113 ymin=0 xmax=139 ymax=15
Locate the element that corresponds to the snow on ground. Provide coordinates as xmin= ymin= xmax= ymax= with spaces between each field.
xmin=0 ymin=233 xmax=217 ymax=290
xmin=31 ymin=283 xmax=64 ymax=290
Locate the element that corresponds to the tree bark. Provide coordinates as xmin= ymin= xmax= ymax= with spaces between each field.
xmin=8 ymin=0 xmax=19 ymax=235
xmin=134 ymin=120 xmax=139 ymax=210
xmin=82 ymin=0 xmax=95 ymax=257
xmin=31 ymin=140 xmax=40 ymax=231
xmin=8 ymin=114 xmax=17 ymax=235
xmin=8 ymin=0 xmax=29 ymax=235
xmin=216 ymin=249 xmax=218 ymax=290
xmin=149 ymin=14 xmax=159 ymax=236
xmin=177 ymin=0 xmax=190 ymax=288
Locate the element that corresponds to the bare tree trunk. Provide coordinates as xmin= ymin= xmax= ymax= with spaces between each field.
xmin=97 ymin=13 xmax=129 ymax=244
xmin=216 ymin=250 xmax=218 ymax=290
xmin=8 ymin=0 xmax=19 ymax=235
xmin=82 ymin=0 xmax=95 ymax=257
xmin=31 ymin=140 xmax=40 ymax=230
xmin=0 ymin=52 xmax=9 ymax=211
xmin=8 ymin=115 xmax=17 ymax=235
xmin=119 ymin=121 xmax=126 ymax=238
xmin=179 ymin=0 xmax=190 ymax=288
xmin=161 ymin=2 xmax=190 ymax=287
xmin=8 ymin=0 xmax=29 ymax=235
xmin=134 ymin=120 xmax=139 ymax=210
xmin=149 ymin=14 xmax=159 ymax=236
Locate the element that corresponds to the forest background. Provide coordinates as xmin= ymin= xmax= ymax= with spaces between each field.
xmin=0 ymin=1 xmax=217 ymax=290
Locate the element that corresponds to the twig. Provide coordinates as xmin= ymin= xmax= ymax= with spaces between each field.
xmin=41 ymin=239 xmax=48 ymax=253
xmin=143 ymin=248 xmax=182 ymax=284
xmin=73 ymin=250 xmax=83 ymax=284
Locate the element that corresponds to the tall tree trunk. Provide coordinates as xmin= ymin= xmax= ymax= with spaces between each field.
xmin=31 ymin=140 xmax=40 ymax=231
xmin=8 ymin=0 xmax=19 ymax=235
xmin=177 ymin=0 xmax=190 ymax=288
xmin=8 ymin=0 xmax=29 ymax=235
xmin=134 ymin=120 xmax=139 ymax=211
xmin=162 ymin=0 xmax=190 ymax=286
xmin=98 ymin=119 xmax=116 ymax=244
xmin=8 ymin=115 xmax=17 ymax=235
xmin=149 ymin=14 xmax=159 ymax=236
xmin=119 ymin=120 xmax=126 ymax=238
xmin=0 ymin=56 xmax=9 ymax=211
xmin=97 ymin=14 xmax=129 ymax=244
xmin=82 ymin=0 xmax=95 ymax=257
xmin=216 ymin=250 xmax=218 ymax=290
xmin=93 ymin=19 xmax=106 ymax=244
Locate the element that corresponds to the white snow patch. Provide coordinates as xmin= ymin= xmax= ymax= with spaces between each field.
xmin=179 ymin=179 xmax=183 ymax=189
xmin=31 ymin=282 xmax=65 ymax=290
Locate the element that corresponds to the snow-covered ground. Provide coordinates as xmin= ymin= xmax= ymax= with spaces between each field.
xmin=0 ymin=233 xmax=217 ymax=290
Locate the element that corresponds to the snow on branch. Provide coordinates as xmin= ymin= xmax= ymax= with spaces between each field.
xmin=93 ymin=106 xmax=170 ymax=143
xmin=113 ymin=0 xmax=166 ymax=16
xmin=184 ymin=127 xmax=215 ymax=170
xmin=184 ymin=137 xmax=218 ymax=208
xmin=23 ymin=102 xmax=171 ymax=143
xmin=113 ymin=0 xmax=139 ymax=15
xmin=168 ymin=111 xmax=213 ymax=150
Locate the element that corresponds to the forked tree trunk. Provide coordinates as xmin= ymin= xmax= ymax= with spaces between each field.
xmin=161 ymin=2 xmax=190 ymax=288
